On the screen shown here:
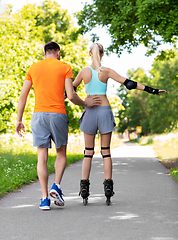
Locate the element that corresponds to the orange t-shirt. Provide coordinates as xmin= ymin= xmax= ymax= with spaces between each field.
xmin=25 ymin=58 xmax=73 ymax=114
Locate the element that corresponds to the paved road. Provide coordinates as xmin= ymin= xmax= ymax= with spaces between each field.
xmin=1 ymin=143 xmax=178 ymax=240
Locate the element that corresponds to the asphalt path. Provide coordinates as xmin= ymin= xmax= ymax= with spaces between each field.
xmin=0 ymin=143 xmax=178 ymax=240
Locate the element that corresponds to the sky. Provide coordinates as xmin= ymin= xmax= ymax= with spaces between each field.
xmin=0 ymin=0 xmax=176 ymax=94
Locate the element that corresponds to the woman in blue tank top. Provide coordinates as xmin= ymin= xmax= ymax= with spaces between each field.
xmin=72 ymin=43 xmax=166 ymax=205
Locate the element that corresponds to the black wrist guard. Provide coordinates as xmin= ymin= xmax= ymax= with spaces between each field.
xmin=64 ymin=86 xmax=77 ymax=97
xmin=144 ymin=86 xmax=159 ymax=95
xmin=124 ymin=79 xmax=137 ymax=90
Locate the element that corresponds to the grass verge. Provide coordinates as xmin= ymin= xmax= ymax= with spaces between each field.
xmin=0 ymin=147 xmax=83 ymax=199
xmin=169 ymin=168 xmax=178 ymax=182
xmin=130 ymin=133 xmax=178 ymax=183
xmin=0 ymin=134 xmax=83 ymax=199
xmin=0 ymin=132 xmax=122 ymax=199
xmin=135 ymin=133 xmax=178 ymax=183
xmin=153 ymin=135 xmax=178 ymax=182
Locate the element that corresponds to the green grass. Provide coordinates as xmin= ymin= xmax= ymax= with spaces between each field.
xmin=0 ymin=150 xmax=38 ymax=198
xmin=0 ymin=132 xmax=122 ymax=199
xmin=0 ymin=150 xmax=83 ymax=199
xmin=169 ymin=169 xmax=178 ymax=182
xmin=128 ymin=136 xmax=154 ymax=145
xmin=129 ymin=136 xmax=154 ymax=145
xmin=0 ymin=134 xmax=83 ymax=199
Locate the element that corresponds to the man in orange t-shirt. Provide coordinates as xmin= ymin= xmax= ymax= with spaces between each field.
xmin=16 ymin=42 xmax=101 ymax=210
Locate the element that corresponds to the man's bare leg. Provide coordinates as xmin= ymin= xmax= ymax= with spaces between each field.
xmin=54 ymin=145 xmax=67 ymax=184
xmin=37 ymin=147 xmax=49 ymax=198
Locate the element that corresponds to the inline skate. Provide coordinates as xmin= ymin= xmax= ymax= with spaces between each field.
xmin=79 ymin=179 xmax=90 ymax=206
xmin=103 ymin=179 xmax=114 ymax=205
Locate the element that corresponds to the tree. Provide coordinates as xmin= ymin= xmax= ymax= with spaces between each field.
xmin=117 ymin=68 xmax=151 ymax=135
xmin=0 ymin=0 xmax=89 ymax=133
xmin=148 ymin=51 xmax=178 ymax=133
xmin=76 ymin=0 xmax=178 ymax=56
xmin=0 ymin=5 xmax=42 ymax=133
xmin=117 ymin=51 xmax=178 ymax=135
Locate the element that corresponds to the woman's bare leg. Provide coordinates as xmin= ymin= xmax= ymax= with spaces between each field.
xmin=100 ymin=132 xmax=112 ymax=180
xmin=82 ymin=133 xmax=95 ymax=179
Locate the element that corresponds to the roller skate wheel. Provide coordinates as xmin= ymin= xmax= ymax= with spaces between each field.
xmin=106 ymin=197 xmax=111 ymax=206
xmin=83 ymin=198 xmax=88 ymax=206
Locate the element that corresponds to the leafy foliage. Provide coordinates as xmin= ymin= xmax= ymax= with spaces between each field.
xmin=0 ymin=0 xmax=89 ymax=133
xmin=76 ymin=0 xmax=178 ymax=56
xmin=117 ymin=50 xmax=178 ymax=135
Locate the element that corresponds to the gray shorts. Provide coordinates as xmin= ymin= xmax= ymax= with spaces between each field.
xmin=79 ymin=106 xmax=116 ymax=135
xmin=31 ymin=112 xmax=69 ymax=149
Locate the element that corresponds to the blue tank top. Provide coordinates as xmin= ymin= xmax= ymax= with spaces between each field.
xmin=85 ymin=66 xmax=107 ymax=95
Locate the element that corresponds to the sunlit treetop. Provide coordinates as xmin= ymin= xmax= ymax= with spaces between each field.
xmin=76 ymin=0 xmax=178 ymax=57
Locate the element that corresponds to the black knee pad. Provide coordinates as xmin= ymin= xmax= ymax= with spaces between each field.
xmin=84 ymin=147 xmax=94 ymax=158
xmin=101 ymin=147 xmax=111 ymax=158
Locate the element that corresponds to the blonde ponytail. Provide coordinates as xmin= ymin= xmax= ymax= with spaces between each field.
xmin=90 ymin=43 xmax=104 ymax=73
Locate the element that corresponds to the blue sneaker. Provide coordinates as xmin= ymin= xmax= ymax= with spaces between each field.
xmin=39 ymin=198 xmax=50 ymax=210
xmin=50 ymin=183 xmax=65 ymax=206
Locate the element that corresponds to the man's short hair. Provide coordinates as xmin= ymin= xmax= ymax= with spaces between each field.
xmin=44 ymin=42 xmax=60 ymax=54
